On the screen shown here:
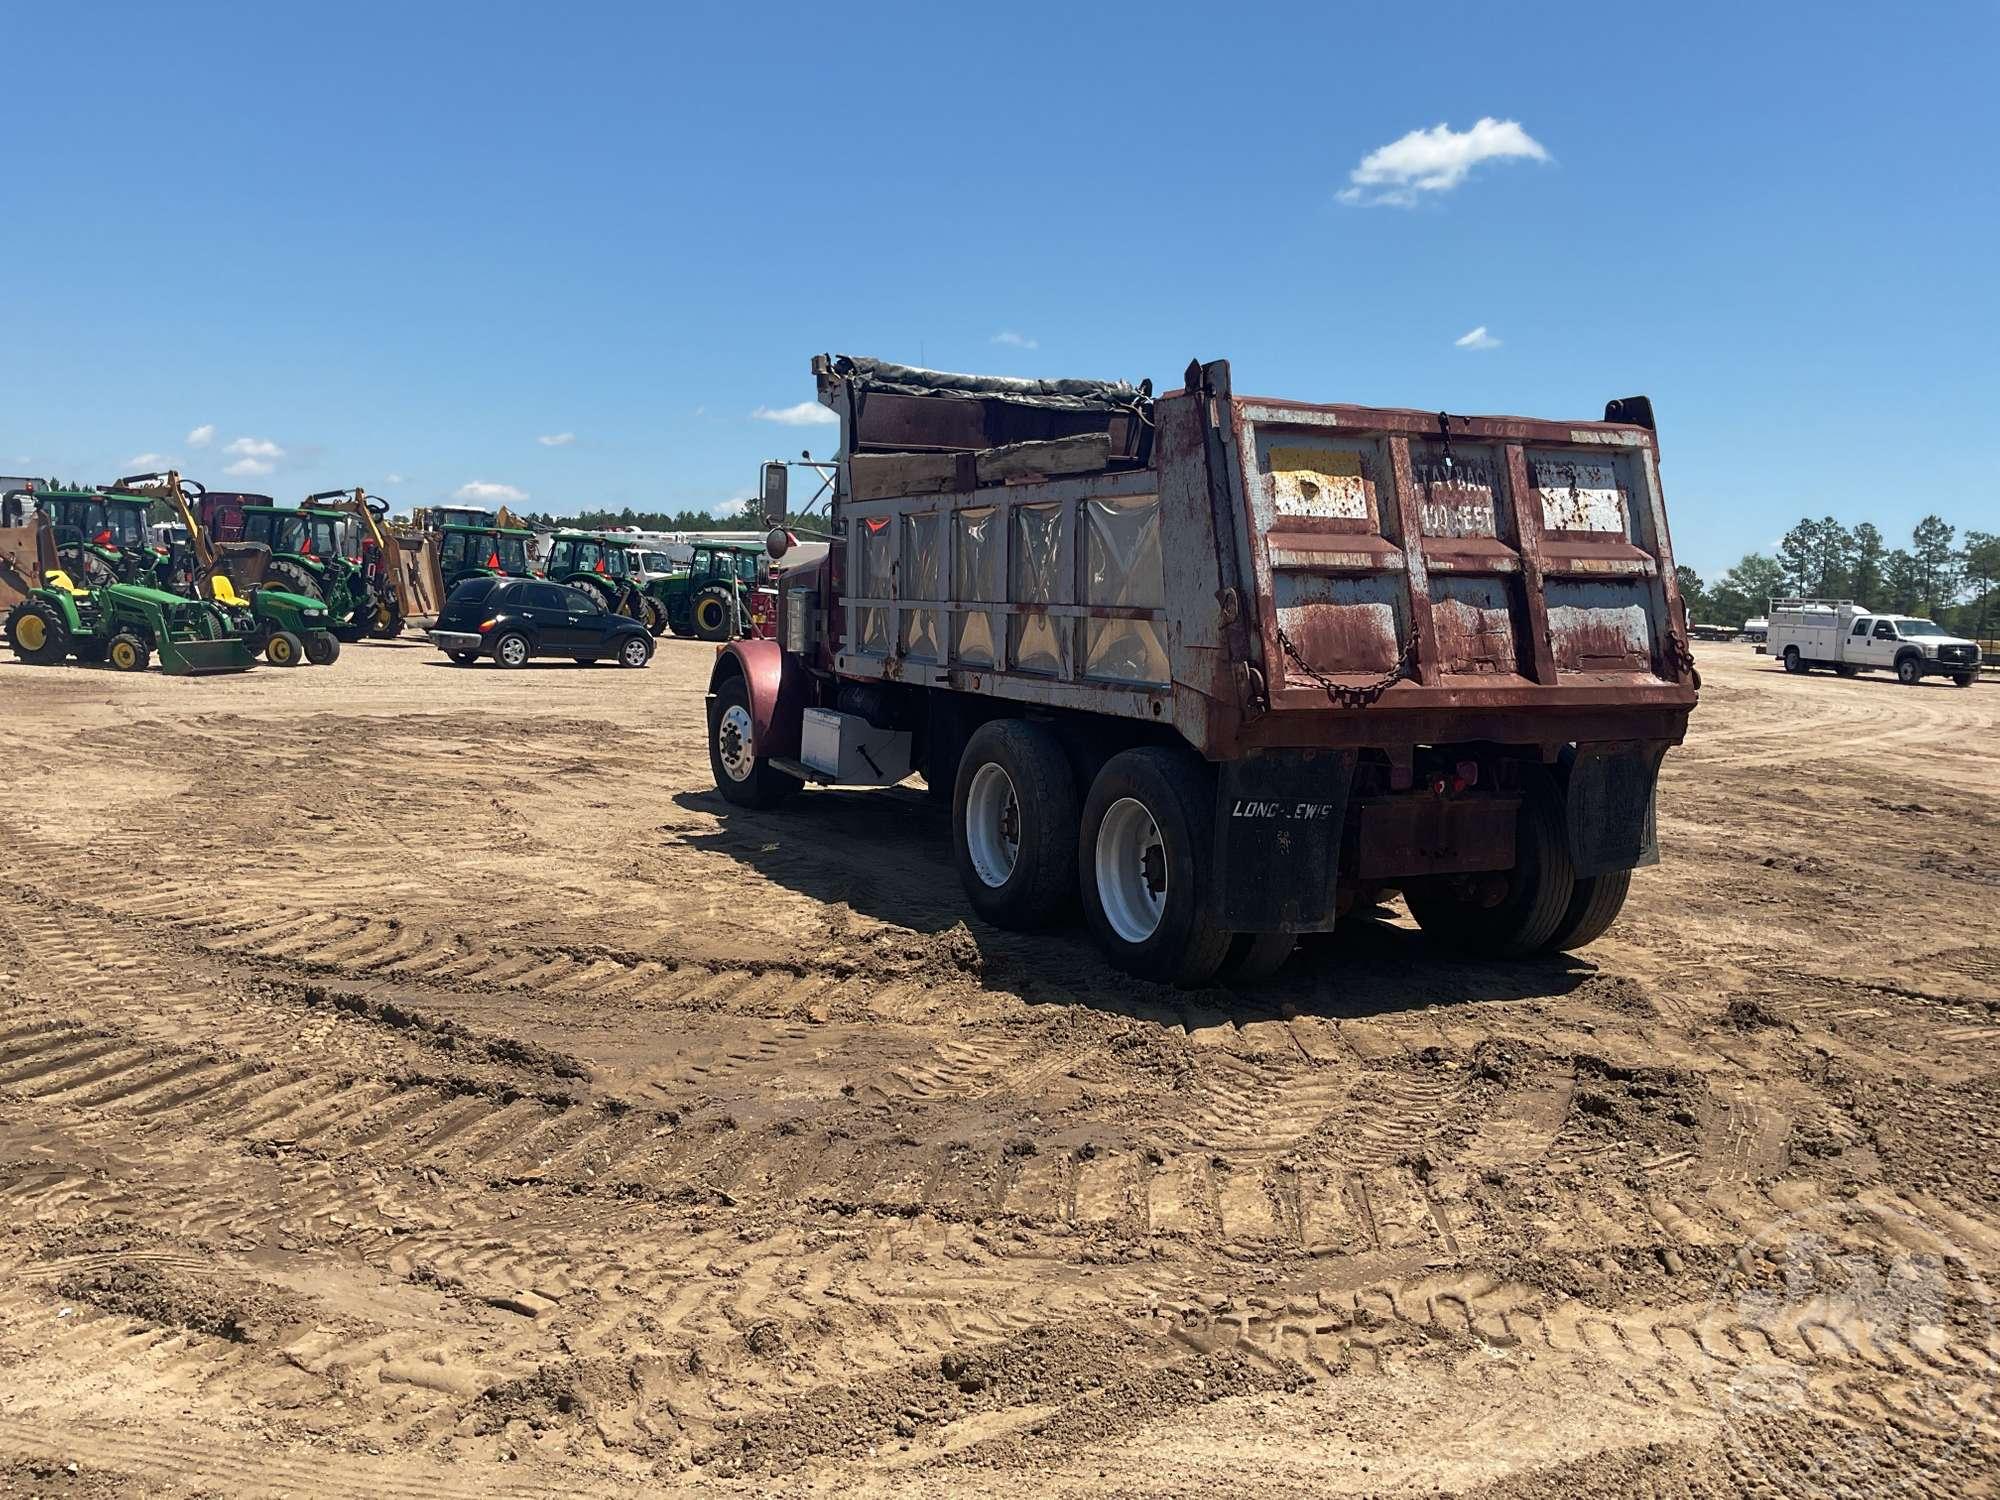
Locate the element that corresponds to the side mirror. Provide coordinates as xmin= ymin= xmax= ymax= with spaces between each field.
xmin=759 ymin=461 xmax=788 ymax=526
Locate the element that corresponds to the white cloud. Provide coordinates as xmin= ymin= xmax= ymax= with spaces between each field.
xmin=991 ymin=331 xmax=1039 ymax=350
xmin=1339 ymin=117 xmax=1549 ymax=207
xmin=385 ymin=473 xmax=406 ymax=485
xmin=186 ymin=424 xmax=215 ymax=448
xmin=127 ymin=452 xmax=171 ymax=469
xmin=224 ymin=436 xmax=285 ymax=460
xmin=713 ymin=497 xmax=751 ymax=517
xmin=537 ymin=432 xmax=576 ymax=447
xmin=454 ymin=481 xmax=528 ymax=503
xmin=225 ymin=458 xmax=275 ymax=478
xmin=1454 ymin=325 xmax=1501 ymax=351
xmin=752 ymin=401 xmax=838 ymax=427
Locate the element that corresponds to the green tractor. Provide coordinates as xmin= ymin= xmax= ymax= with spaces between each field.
xmin=129 ymin=470 xmax=344 ymax=667
xmin=651 ymin=540 xmax=770 ymax=640
xmin=0 ymin=487 xmax=175 ymax=590
xmin=437 ymin=522 xmax=537 ymax=593
xmin=543 ymin=532 xmax=666 ymax=634
xmin=5 ymin=519 xmax=256 ymax=675
xmin=231 ymin=503 xmax=373 ymax=641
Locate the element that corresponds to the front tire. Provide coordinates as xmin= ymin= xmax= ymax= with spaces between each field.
xmin=304 ymin=631 xmax=341 ymax=666
xmin=1406 ymin=765 xmax=1575 ymax=957
xmin=265 ymin=630 xmax=305 ymax=667
xmin=1896 ymin=655 xmax=1922 ymax=686
xmin=1954 ymin=673 xmax=1976 ymax=688
xmin=709 ymin=673 xmax=802 ymax=809
xmin=1078 ymin=748 xmax=1231 ymax=987
xmin=493 ymin=632 xmax=530 ymax=668
xmin=952 ymin=721 xmax=1078 ymax=931
xmin=107 ymin=631 xmax=151 ymax=672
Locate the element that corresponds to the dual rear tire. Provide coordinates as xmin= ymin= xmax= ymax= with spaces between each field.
xmin=951 ymin=726 xmax=1263 ymax=987
xmin=952 ymin=727 xmax=1627 ymax=983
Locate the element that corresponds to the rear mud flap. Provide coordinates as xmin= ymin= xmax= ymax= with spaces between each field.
xmin=1212 ymin=751 xmax=1356 ymax=932
xmin=1564 ymin=742 xmax=1666 ymax=877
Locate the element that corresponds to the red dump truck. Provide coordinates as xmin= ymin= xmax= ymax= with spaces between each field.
xmin=707 ymin=356 xmax=1698 ymax=985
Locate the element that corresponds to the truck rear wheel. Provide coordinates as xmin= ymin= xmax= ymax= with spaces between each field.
xmin=1782 ymin=646 xmax=1803 ymax=673
xmin=709 ymin=674 xmax=802 ymax=809
xmin=1219 ymin=931 xmax=1295 ymax=983
xmin=1406 ymin=766 xmax=1574 ymax=958
xmin=1540 ymin=867 xmax=1631 ymax=953
xmin=953 ymin=721 xmax=1077 ymax=930
xmin=1079 ymin=748 xmax=1231 ymax=987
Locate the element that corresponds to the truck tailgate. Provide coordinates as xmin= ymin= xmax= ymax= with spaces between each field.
xmin=1223 ymin=387 xmax=1694 ymax=722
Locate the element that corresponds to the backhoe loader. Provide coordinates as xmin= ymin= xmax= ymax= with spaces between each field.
xmin=124 ymin=470 xmax=342 ymax=666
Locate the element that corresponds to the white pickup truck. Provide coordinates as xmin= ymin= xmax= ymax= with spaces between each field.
xmin=1766 ymin=599 xmax=1981 ymax=686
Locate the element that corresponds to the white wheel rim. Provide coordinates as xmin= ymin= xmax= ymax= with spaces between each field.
xmin=501 ymin=637 xmax=526 ymax=665
xmin=1096 ymin=796 xmax=1167 ymax=943
xmin=717 ymin=703 xmax=756 ymax=781
xmin=964 ymin=762 xmax=1020 ymax=888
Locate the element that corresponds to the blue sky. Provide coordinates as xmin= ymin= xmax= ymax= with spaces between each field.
xmin=4 ymin=1 xmax=1993 ymax=577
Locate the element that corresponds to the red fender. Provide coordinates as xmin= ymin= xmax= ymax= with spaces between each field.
xmin=708 ymin=638 xmax=806 ymax=759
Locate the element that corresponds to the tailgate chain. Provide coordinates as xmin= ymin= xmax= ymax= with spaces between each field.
xmin=1665 ymin=631 xmax=1702 ymax=690
xmin=1274 ymin=628 xmax=1414 ymax=709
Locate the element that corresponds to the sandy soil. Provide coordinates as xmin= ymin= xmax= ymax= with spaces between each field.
xmin=0 ymin=638 xmax=1995 ymax=1498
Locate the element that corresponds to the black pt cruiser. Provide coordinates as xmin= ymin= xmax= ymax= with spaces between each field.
xmin=429 ymin=576 xmax=654 ymax=668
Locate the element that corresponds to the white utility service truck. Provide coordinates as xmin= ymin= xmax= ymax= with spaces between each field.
xmin=1765 ymin=598 xmax=1981 ymax=686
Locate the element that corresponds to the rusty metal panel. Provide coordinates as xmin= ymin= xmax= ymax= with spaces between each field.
xmin=1430 ymin=575 xmax=1522 ymax=676
xmin=1546 ymin=579 xmax=1656 ymax=675
xmin=1249 ymin=428 xmax=1382 ymax=531
xmin=1410 ymin=441 xmax=1504 ymax=539
xmin=1530 ymin=452 xmax=1627 ymax=536
xmin=1273 ymin=571 xmax=1403 ymax=678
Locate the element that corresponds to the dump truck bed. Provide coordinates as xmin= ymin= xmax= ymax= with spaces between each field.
xmin=820 ymin=356 xmax=1696 ymax=759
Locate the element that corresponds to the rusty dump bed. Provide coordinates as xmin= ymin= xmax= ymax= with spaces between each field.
xmin=820 ymin=355 xmax=1697 ymax=757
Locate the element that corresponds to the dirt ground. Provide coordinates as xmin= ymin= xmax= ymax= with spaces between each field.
xmin=0 ymin=637 xmax=1995 ymax=1499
